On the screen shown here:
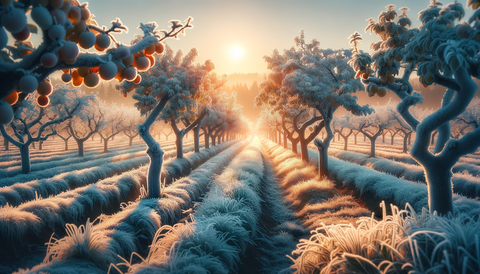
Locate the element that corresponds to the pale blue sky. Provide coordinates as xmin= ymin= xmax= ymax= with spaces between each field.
xmin=11 ymin=1 xmax=474 ymax=74
xmin=85 ymin=0 xmax=474 ymax=74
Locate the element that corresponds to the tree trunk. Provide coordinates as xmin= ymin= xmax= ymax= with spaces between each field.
xmin=337 ymin=133 xmax=340 ymax=141
xmin=76 ymin=140 xmax=85 ymax=157
xmin=211 ymin=134 xmax=216 ymax=146
xmin=315 ymin=142 xmax=330 ymax=178
xmin=92 ymin=135 xmax=95 ymax=141
xmin=103 ymin=138 xmax=109 ymax=153
xmin=369 ymin=137 xmax=377 ymax=157
xmin=425 ymin=165 xmax=453 ymax=215
xmin=391 ymin=133 xmax=395 ymax=145
xmin=300 ymin=139 xmax=309 ymax=163
xmin=193 ymin=126 xmax=201 ymax=153
xmin=283 ymin=130 xmax=287 ymax=149
xmin=64 ymin=139 xmax=69 ymax=151
xmin=354 ymin=133 xmax=358 ymax=145
xmin=175 ymin=131 xmax=185 ymax=159
xmin=382 ymin=134 xmax=385 ymax=143
xmin=364 ymin=134 xmax=366 ymax=142
xmin=3 ymin=138 xmax=8 ymax=151
xmin=204 ymin=132 xmax=210 ymax=149
xmin=20 ymin=145 xmax=31 ymax=174
xmin=129 ymin=136 xmax=134 ymax=146
xmin=403 ymin=132 xmax=411 ymax=153
xmin=145 ymin=143 xmax=163 ymax=199
xmin=138 ymin=96 xmax=171 ymax=199
xmin=408 ymin=134 xmax=412 ymax=145
xmin=291 ymin=139 xmax=299 ymax=154
xmin=344 ymin=136 xmax=348 ymax=151
xmin=32 ymin=142 xmax=36 ymax=149
xmin=319 ymin=146 xmax=329 ymax=178
xmin=39 ymin=141 xmax=43 ymax=150
xmin=217 ymin=133 xmax=222 ymax=145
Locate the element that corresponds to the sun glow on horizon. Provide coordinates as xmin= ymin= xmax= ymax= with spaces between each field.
xmin=230 ymin=45 xmax=244 ymax=61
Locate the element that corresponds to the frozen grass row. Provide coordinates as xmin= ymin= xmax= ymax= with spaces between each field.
xmin=0 ymin=138 xmax=159 ymax=171
xmin=328 ymin=149 xmax=480 ymax=199
xmin=327 ymin=142 xmax=480 ymax=166
xmin=0 ymin=142 xmax=201 ymax=207
xmin=119 ymin=138 xmax=265 ymax=273
xmin=268 ymin=140 xmax=480 ymax=274
xmin=305 ymin=147 xmax=480 ymax=217
xmin=290 ymin=201 xmax=480 ymax=273
xmin=262 ymin=140 xmax=370 ymax=231
xmin=0 ymin=141 xmax=194 ymax=186
xmin=0 ymin=141 xmax=235 ymax=270
xmin=0 ymin=136 xmax=146 ymax=162
xmin=0 ymin=142 xmax=147 ymax=178
xmin=17 ymin=140 xmax=248 ymax=274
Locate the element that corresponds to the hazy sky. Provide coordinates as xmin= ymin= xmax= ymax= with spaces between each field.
xmin=87 ymin=0 xmax=474 ymax=75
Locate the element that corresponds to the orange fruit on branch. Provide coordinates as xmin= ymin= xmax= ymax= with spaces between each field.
xmin=37 ymin=81 xmax=53 ymax=96
xmin=133 ymin=75 xmax=142 ymax=84
xmin=144 ymin=43 xmax=156 ymax=55
xmin=135 ymin=56 xmax=150 ymax=71
xmin=61 ymin=73 xmax=72 ymax=83
xmin=37 ymin=95 xmax=50 ymax=107
xmin=377 ymin=87 xmax=387 ymax=97
xmin=3 ymin=91 xmax=18 ymax=105
xmin=83 ymin=72 xmax=99 ymax=88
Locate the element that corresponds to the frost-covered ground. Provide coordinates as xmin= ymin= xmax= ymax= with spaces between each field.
xmin=2 ymin=135 xmax=480 ymax=273
xmin=0 ymin=135 xmax=217 ymax=273
xmin=274 ymin=138 xmax=480 ymax=273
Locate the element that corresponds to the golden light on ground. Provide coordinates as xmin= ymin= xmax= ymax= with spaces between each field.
xmin=230 ymin=45 xmax=244 ymax=60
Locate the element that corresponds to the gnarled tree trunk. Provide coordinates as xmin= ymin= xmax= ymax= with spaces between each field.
xmin=20 ymin=145 xmax=31 ymax=174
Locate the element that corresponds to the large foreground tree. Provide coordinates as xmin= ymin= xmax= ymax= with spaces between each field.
xmin=0 ymin=0 xmax=192 ymax=127
xmin=349 ymin=1 xmax=480 ymax=214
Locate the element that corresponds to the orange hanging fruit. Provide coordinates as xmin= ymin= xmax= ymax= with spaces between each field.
xmin=144 ymin=43 xmax=156 ymax=55
xmin=3 ymin=91 xmax=18 ymax=105
xmin=37 ymin=81 xmax=53 ymax=96
xmin=133 ymin=75 xmax=141 ymax=84
xmin=37 ymin=95 xmax=50 ymax=107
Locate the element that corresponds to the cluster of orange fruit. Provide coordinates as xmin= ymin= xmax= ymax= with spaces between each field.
xmin=5 ymin=0 xmax=166 ymax=108
xmin=3 ymin=79 xmax=53 ymax=107
xmin=60 ymin=42 xmax=164 ymax=91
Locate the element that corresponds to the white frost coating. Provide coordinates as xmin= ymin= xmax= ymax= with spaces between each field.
xmin=0 ymin=85 xmax=92 ymax=174
xmin=25 ymin=140 xmax=247 ymax=273
xmin=305 ymin=146 xmax=480 ymax=217
xmin=0 ymin=143 xmax=197 ymax=207
xmin=128 ymin=138 xmax=261 ymax=273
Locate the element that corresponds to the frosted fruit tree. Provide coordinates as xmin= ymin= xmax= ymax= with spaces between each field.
xmin=116 ymin=46 xmax=212 ymax=198
xmin=258 ymin=31 xmax=372 ymax=177
xmin=0 ymin=0 xmax=192 ymax=127
xmin=0 ymin=84 xmax=93 ymax=173
xmin=349 ymin=1 xmax=480 ymax=214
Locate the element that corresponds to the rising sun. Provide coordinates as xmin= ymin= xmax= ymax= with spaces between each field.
xmin=230 ymin=46 xmax=244 ymax=60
